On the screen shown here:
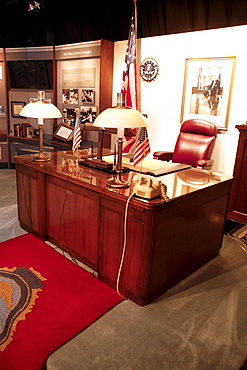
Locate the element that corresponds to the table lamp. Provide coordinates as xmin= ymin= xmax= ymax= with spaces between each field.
xmin=93 ymin=93 xmax=147 ymax=188
xmin=20 ymin=91 xmax=62 ymax=162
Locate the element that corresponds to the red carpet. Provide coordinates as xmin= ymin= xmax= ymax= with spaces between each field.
xmin=0 ymin=233 xmax=123 ymax=370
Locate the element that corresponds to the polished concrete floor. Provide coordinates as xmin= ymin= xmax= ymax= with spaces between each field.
xmin=1 ymin=168 xmax=247 ymax=370
xmin=0 ymin=169 xmax=26 ymax=243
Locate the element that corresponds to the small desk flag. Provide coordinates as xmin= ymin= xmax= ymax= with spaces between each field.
xmin=133 ymin=127 xmax=151 ymax=166
xmin=72 ymin=112 xmax=82 ymax=153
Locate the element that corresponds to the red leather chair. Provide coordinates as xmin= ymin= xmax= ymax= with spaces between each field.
xmin=153 ymin=119 xmax=217 ymax=170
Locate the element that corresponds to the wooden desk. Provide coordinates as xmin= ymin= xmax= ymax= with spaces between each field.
xmin=15 ymin=152 xmax=233 ymax=305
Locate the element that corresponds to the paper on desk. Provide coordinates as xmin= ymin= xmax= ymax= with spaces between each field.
xmin=102 ymin=155 xmax=191 ymax=176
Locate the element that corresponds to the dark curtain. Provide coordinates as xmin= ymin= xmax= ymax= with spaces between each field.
xmin=1 ymin=0 xmax=247 ymax=47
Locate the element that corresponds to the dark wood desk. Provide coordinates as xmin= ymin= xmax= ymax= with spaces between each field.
xmin=15 ymin=152 xmax=233 ymax=305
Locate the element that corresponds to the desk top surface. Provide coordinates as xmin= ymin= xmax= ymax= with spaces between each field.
xmin=15 ymin=151 xmax=233 ymax=206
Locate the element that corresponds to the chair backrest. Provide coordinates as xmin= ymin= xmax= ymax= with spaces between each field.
xmin=172 ymin=119 xmax=217 ymax=167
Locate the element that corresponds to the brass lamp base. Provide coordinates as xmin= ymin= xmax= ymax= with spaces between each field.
xmin=32 ymin=124 xmax=51 ymax=162
xmin=33 ymin=152 xmax=51 ymax=162
xmin=107 ymin=173 xmax=130 ymax=188
xmin=106 ymin=136 xmax=130 ymax=188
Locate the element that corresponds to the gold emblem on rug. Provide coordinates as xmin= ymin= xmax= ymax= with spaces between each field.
xmin=0 ymin=266 xmax=46 ymax=351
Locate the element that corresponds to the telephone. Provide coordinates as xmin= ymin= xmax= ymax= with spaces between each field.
xmin=133 ymin=175 xmax=162 ymax=199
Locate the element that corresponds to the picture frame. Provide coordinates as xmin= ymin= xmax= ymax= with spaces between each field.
xmin=11 ymin=101 xmax=26 ymax=118
xmin=80 ymin=106 xmax=97 ymax=123
xmin=180 ymin=57 xmax=236 ymax=131
xmin=62 ymin=88 xmax=79 ymax=105
xmin=54 ymin=123 xmax=74 ymax=141
xmin=0 ymin=105 xmax=5 ymax=117
xmin=81 ymin=89 xmax=95 ymax=104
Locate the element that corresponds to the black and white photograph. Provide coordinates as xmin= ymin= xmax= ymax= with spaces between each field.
xmin=62 ymin=89 xmax=79 ymax=105
xmin=181 ymin=57 xmax=236 ymax=130
xmin=80 ymin=106 xmax=97 ymax=123
xmin=81 ymin=90 xmax=95 ymax=104
xmin=62 ymin=108 xmax=77 ymax=126
xmin=0 ymin=105 xmax=5 ymax=116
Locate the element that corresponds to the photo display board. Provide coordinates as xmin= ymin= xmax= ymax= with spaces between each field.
xmin=56 ymin=42 xmax=101 ymax=128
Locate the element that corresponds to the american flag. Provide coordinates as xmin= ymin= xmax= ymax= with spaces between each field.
xmin=133 ymin=127 xmax=151 ymax=166
xmin=72 ymin=112 xmax=82 ymax=153
xmin=122 ymin=2 xmax=138 ymax=153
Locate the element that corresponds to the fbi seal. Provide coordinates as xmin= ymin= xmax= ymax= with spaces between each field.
xmin=140 ymin=57 xmax=159 ymax=82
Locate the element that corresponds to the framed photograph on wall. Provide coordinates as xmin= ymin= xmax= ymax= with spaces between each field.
xmin=81 ymin=90 xmax=95 ymax=104
xmin=11 ymin=101 xmax=26 ymax=118
xmin=62 ymin=89 xmax=79 ymax=105
xmin=0 ymin=105 xmax=5 ymax=117
xmin=80 ymin=106 xmax=97 ymax=123
xmin=180 ymin=57 xmax=236 ymax=130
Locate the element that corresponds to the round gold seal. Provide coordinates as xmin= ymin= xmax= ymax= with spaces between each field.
xmin=140 ymin=57 xmax=159 ymax=82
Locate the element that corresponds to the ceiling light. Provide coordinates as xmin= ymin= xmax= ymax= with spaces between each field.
xmin=28 ymin=1 xmax=42 ymax=12
xmin=28 ymin=3 xmax=35 ymax=11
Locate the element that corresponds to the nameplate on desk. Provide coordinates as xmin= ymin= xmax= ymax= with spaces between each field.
xmin=102 ymin=155 xmax=191 ymax=176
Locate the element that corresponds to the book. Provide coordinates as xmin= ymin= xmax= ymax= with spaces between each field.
xmin=21 ymin=123 xmax=31 ymax=137
xmin=13 ymin=123 xmax=21 ymax=137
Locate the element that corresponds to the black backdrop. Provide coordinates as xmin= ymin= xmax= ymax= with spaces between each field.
xmin=1 ymin=0 xmax=247 ymax=47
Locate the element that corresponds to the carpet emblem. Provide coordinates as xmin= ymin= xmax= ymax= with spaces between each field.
xmin=0 ymin=266 xmax=46 ymax=351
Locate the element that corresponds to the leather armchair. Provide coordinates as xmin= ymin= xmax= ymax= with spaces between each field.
xmin=153 ymin=119 xmax=217 ymax=170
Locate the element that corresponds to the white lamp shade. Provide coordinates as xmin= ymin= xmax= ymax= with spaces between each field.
xmin=20 ymin=101 xmax=62 ymax=119
xmin=93 ymin=106 xmax=147 ymax=129
xmin=19 ymin=91 xmax=62 ymax=119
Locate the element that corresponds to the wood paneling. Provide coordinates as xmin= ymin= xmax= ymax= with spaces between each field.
xmin=228 ymin=125 xmax=247 ymax=223
xmin=45 ymin=175 xmax=100 ymax=270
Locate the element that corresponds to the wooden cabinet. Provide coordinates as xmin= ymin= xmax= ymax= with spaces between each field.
xmin=99 ymin=196 xmax=147 ymax=296
xmin=45 ymin=175 xmax=100 ymax=270
xmin=227 ymin=125 xmax=247 ymax=223
xmin=16 ymin=163 xmax=46 ymax=238
xmin=15 ymin=152 xmax=233 ymax=305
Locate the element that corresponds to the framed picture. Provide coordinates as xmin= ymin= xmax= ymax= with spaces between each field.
xmin=11 ymin=101 xmax=26 ymax=118
xmin=62 ymin=89 xmax=79 ymax=105
xmin=0 ymin=105 xmax=5 ymax=117
xmin=81 ymin=89 xmax=95 ymax=104
xmin=0 ymin=64 xmax=3 ymax=80
xmin=180 ymin=57 xmax=236 ymax=130
xmin=80 ymin=106 xmax=97 ymax=123
xmin=54 ymin=123 xmax=74 ymax=141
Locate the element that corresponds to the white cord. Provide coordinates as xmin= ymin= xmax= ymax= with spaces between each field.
xmin=116 ymin=192 xmax=136 ymax=299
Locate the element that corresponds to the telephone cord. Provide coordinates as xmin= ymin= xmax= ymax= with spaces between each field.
xmin=116 ymin=192 xmax=136 ymax=299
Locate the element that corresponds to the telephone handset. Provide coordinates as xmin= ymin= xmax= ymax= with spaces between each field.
xmin=133 ymin=175 xmax=162 ymax=199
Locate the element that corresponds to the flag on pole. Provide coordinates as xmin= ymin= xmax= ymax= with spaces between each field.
xmin=133 ymin=127 xmax=151 ymax=166
xmin=122 ymin=0 xmax=138 ymax=153
xmin=121 ymin=2 xmax=137 ymax=109
xmin=72 ymin=111 xmax=82 ymax=153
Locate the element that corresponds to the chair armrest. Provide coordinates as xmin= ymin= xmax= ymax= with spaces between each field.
xmin=196 ymin=159 xmax=214 ymax=170
xmin=153 ymin=151 xmax=173 ymax=161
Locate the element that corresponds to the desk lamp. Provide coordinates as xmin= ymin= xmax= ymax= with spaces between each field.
xmin=93 ymin=93 xmax=147 ymax=188
xmin=20 ymin=91 xmax=62 ymax=162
